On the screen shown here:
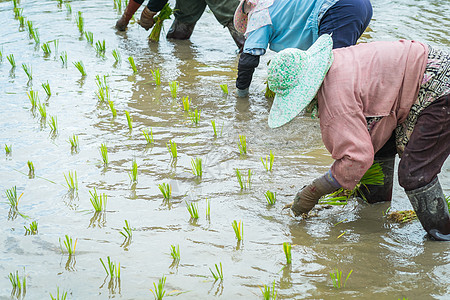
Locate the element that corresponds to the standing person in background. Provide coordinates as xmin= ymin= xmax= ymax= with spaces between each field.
xmin=115 ymin=0 xmax=245 ymax=50
xmin=234 ymin=0 xmax=372 ymax=97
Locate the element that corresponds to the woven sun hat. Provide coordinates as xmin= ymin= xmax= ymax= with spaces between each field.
xmin=234 ymin=0 xmax=273 ymax=35
xmin=267 ymin=34 xmax=334 ymax=128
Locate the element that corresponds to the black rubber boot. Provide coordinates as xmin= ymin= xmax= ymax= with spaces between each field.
xmin=406 ymin=177 xmax=450 ymax=241
xmin=166 ymin=19 xmax=196 ymax=40
xmin=225 ymin=21 xmax=245 ymax=51
xmin=359 ymin=157 xmax=395 ymax=203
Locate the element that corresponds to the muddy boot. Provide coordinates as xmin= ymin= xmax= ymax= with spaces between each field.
xmin=225 ymin=21 xmax=245 ymax=51
xmin=406 ymin=178 xmax=450 ymax=241
xmin=116 ymin=0 xmax=142 ymax=31
xmin=359 ymin=157 xmax=395 ymax=203
xmin=166 ymin=19 xmax=196 ymax=40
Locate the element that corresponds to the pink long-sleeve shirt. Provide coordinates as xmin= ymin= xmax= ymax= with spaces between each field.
xmin=317 ymin=40 xmax=428 ymax=190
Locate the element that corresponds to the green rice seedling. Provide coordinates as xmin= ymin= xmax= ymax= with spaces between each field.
xmin=5 ymin=186 xmax=21 ymax=210
xmin=142 ymin=128 xmax=154 ymax=144
xmin=76 ymin=11 xmax=84 ymax=33
xmin=128 ymin=56 xmax=137 ymax=73
xmin=50 ymin=287 xmax=68 ymax=300
xmin=166 ymin=140 xmax=177 ymax=158
xmin=100 ymin=256 xmax=121 ymax=278
xmin=261 ymin=150 xmax=274 ymax=171
xmin=238 ymin=135 xmax=247 ymax=155
xmin=18 ymin=15 xmax=25 ymax=28
xmin=7 ymin=54 xmax=16 ymax=68
xmin=209 ymin=263 xmax=223 ymax=281
xmin=283 ymin=242 xmax=292 ymax=264
xmin=21 ymin=63 xmax=32 ymax=81
xmin=182 ymin=96 xmax=190 ymax=111
xmin=95 ymin=39 xmax=106 ymax=55
xmin=150 ymin=275 xmax=167 ymax=300
xmin=42 ymin=81 xmax=51 ymax=96
xmin=128 ymin=159 xmax=138 ymax=183
xmin=265 ymin=80 xmax=275 ymax=98
xmin=27 ymin=160 xmax=35 ymax=177
xmin=60 ymin=51 xmax=68 ymax=67
xmin=125 ymin=110 xmax=133 ymax=131
xmin=5 ymin=144 xmax=12 ymax=155
xmin=219 ymin=84 xmax=228 ymax=95
xmin=169 ymin=81 xmax=178 ymax=98
xmin=59 ymin=234 xmax=77 ymax=255
xmin=189 ymin=109 xmax=201 ymax=125
xmin=112 ymin=49 xmax=121 ymax=63
xmin=186 ymin=201 xmax=199 ymax=219
xmin=26 ymin=20 xmax=34 ymax=37
xmin=100 ymin=143 xmax=108 ymax=165
xmin=330 ymin=268 xmax=353 ymax=289
xmin=387 ymin=210 xmax=417 ymax=224
xmin=24 ymin=221 xmax=38 ymax=235
xmin=232 ymin=220 xmax=243 ymax=241
xmin=13 ymin=7 xmax=23 ymax=18
xmin=114 ymin=0 xmax=123 ymax=11
xmin=73 ymin=60 xmax=86 ymax=76
xmin=108 ymin=100 xmax=117 ymax=117
xmin=37 ymin=101 xmax=47 ymax=119
xmin=446 ymin=194 xmax=450 ymax=211
xmin=41 ymin=42 xmax=51 ymax=55
xmin=48 ymin=115 xmax=58 ymax=133
xmin=8 ymin=270 xmax=26 ymax=297
xmin=65 ymin=2 xmax=72 ymax=14
xmin=158 ymin=183 xmax=171 ymax=200
xmin=89 ymin=188 xmax=107 ymax=212
xmin=96 ymin=86 xmax=110 ymax=103
xmin=53 ymin=39 xmax=59 ymax=53
xmin=264 ymin=190 xmax=276 ymax=205
xmin=235 ymin=169 xmax=252 ymax=190
xmin=191 ymin=157 xmax=202 ymax=177
xmin=119 ymin=220 xmax=133 ymax=239
xmin=31 ymin=28 xmax=40 ymax=45
xmin=27 ymin=90 xmax=39 ymax=108
xmin=151 ymin=68 xmax=161 ymax=85
xmin=211 ymin=120 xmax=220 ymax=137
xmin=170 ymin=244 xmax=180 ymax=261
xmin=84 ymin=31 xmax=94 ymax=45
xmin=260 ymin=280 xmax=277 ymax=300
xmin=148 ymin=3 xmax=173 ymax=42
xmin=206 ymin=198 xmax=210 ymax=218
xmin=0 ymin=47 xmax=3 ymax=62
xmin=68 ymin=134 xmax=79 ymax=151
xmin=64 ymin=170 xmax=78 ymax=191
xmin=12 ymin=0 xmax=17 ymax=8
xmin=95 ymin=74 xmax=109 ymax=90
xmin=236 ymin=169 xmax=244 ymax=189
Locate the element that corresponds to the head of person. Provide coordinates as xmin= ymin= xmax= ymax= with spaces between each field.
xmin=267 ymin=34 xmax=334 ymax=128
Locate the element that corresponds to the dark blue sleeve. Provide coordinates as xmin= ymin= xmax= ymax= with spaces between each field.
xmin=236 ymin=53 xmax=260 ymax=90
xmin=146 ymin=0 xmax=168 ymax=12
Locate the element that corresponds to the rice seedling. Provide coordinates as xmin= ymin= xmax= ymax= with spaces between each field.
xmin=219 ymin=84 xmax=228 ymax=95
xmin=64 ymin=170 xmax=78 ymax=191
xmin=27 ymin=160 xmax=35 ymax=177
xmin=209 ymin=262 xmax=223 ymax=281
xmin=142 ymin=128 xmax=154 ymax=144
xmin=0 ymin=47 xmax=3 ymax=62
xmin=125 ymin=110 xmax=133 ymax=131
xmin=186 ymin=201 xmax=199 ymax=219
xmin=73 ymin=60 xmax=86 ymax=76
xmin=191 ymin=157 xmax=202 ymax=177
xmin=50 ymin=287 xmax=68 ymax=300
xmin=108 ymin=100 xmax=117 ymax=117
xmin=260 ymin=280 xmax=277 ymax=300
xmin=211 ymin=120 xmax=217 ymax=137
xmin=5 ymin=186 xmax=21 ymax=210
xmin=95 ymin=39 xmax=106 ymax=55
xmin=232 ymin=220 xmax=243 ymax=241
xmin=265 ymin=80 xmax=275 ymax=98
xmin=24 ymin=221 xmax=38 ymax=235
xmin=238 ymin=135 xmax=247 ymax=155
xmin=99 ymin=256 xmax=121 ymax=278
xmin=150 ymin=275 xmax=167 ymax=300
xmin=169 ymin=81 xmax=178 ymax=98
xmin=18 ymin=15 xmax=25 ymax=27
xmin=150 ymin=68 xmax=161 ymax=85
xmin=170 ymin=244 xmax=180 ymax=261
xmin=148 ymin=3 xmax=173 ymax=42
xmin=166 ymin=140 xmax=177 ymax=158
xmin=189 ymin=109 xmax=201 ymax=125
xmin=95 ymin=74 xmax=109 ymax=90
xmin=182 ymin=96 xmax=190 ymax=111
xmin=53 ymin=39 xmax=59 ymax=53
xmin=128 ymin=159 xmax=138 ymax=183
xmin=330 ymin=268 xmax=353 ymax=289
xmin=446 ymin=194 xmax=450 ymax=210
xmin=59 ymin=235 xmax=77 ymax=255
xmin=37 ymin=101 xmax=47 ymax=119
xmin=42 ymin=81 xmax=51 ymax=96
xmin=89 ymin=188 xmax=107 ymax=212
xmin=264 ymin=190 xmax=276 ymax=205
xmin=48 ymin=115 xmax=58 ymax=133
xmin=12 ymin=0 xmax=18 ymax=8
xmin=27 ymin=90 xmax=39 ymax=108
xmin=21 ymin=63 xmax=32 ymax=81
xmin=26 ymin=20 xmax=34 ymax=37
xmin=158 ymin=183 xmax=171 ymax=200
xmin=119 ymin=220 xmax=133 ymax=239
xmin=13 ymin=7 xmax=22 ymax=18
xmin=283 ymin=242 xmax=292 ymax=264
xmin=261 ymin=150 xmax=274 ymax=171
xmin=84 ymin=31 xmax=94 ymax=45
xmin=31 ymin=28 xmax=40 ymax=44
xmin=112 ymin=49 xmax=121 ymax=63
xmin=75 ymin=11 xmax=84 ymax=33
xmin=128 ymin=56 xmax=137 ymax=73
xmin=68 ymin=134 xmax=79 ymax=151
xmin=7 ymin=54 xmax=16 ymax=68
xmin=96 ymin=86 xmax=110 ymax=103
xmin=114 ymin=0 xmax=123 ymax=11
xmin=387 ymin=210 xmax=417 ymax=223
xmin=60 ymin=51 xmax=68 ymax=67
xmin=100 ymin=143 xmax=108 ymax=165
xmin=5 ymin=144 xmax=12 ymax=155
xmin=8 ymin=270 xmax=26 ymax=297
xmin=65 ymin=2 xmax=72 ymax=14
xmin=41 ymin=42 xmax=51 ymax=55
xmin=235 ymin=169 xmax=252 ymax=190
xmin=206 ymin=198 xmax=210 ymax=218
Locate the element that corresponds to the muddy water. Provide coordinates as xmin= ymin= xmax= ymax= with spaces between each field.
xmin=0 ymin=0 xmax=449 ymax=298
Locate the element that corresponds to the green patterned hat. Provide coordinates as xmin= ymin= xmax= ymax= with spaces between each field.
xmin=267 ymin=34 xmax=334 ymax=128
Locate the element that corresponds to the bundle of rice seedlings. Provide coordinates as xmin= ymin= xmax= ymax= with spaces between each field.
xmin=148 ymin=4 xmax=173 ymax=42
xmin=387 ymin=210 xmax=417 ymax=223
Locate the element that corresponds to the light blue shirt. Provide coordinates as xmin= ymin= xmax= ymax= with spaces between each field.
xmin=243 ymin=0 xmax=338 ymax=55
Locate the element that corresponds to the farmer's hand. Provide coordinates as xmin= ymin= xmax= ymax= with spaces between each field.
xmin=139 ymin=7 xmax=157 ymax=30
xmin=236 ymin=87 xmax=249 ymax=98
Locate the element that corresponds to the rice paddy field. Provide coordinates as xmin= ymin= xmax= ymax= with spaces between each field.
xmin=1 ymin=0 xmax=449 ymax=298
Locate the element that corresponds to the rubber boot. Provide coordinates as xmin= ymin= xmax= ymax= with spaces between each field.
xmin=360 ymin=157 xmax=395 ymax=203
xmin=406 ymin=177 xmax=450 ymax=241
xmin=166 ymin=19 xmax=196 ymax=40
xmin=116 ymin=0 xmax=142 ymax=31
xmin=225 ymin=21 xmax=245 ymax=51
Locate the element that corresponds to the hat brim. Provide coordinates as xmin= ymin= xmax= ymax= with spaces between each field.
xmin=234 ymin=1 xmax=248 ymax=34
xmin=268 ymin=35 xmax=334 ymax=128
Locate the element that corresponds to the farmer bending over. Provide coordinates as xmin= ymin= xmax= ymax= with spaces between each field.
xmin=116 ymin=0 xmax=245 ymax=50
xmin=268 ymin=34 xmax=450 ymax=240
xmin=234 ymin=0 xmax=372 ymax=97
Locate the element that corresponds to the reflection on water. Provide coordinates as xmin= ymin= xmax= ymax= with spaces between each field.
xmin=0 ymin=0 xmax=449 ymax=298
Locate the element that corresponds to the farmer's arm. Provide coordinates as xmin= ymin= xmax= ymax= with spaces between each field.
xmin=146 ymin=0 xmax=168 ymax=12
xmin=138 ymin=0 xmax=169 ymax=30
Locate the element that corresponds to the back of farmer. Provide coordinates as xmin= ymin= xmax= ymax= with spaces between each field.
xmin=234 ymin=0 xmax=372 ymax=97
